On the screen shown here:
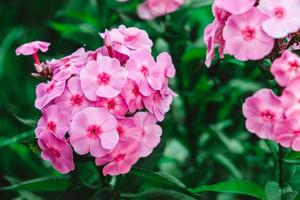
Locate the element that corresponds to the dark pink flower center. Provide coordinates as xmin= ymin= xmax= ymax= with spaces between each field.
xmin=293 ymin=130 xmax=300 ymax=135
xmin=106 ymin=99 xmax=116 ymax=110
xmin=47 ymin=121 xmax=57 ymax=132
xmin=261 ymin=110 xmax=275 ymax=122
xmin=132 ymin=85 xmax=140 ymax=96
xmin=97 ymin=72 xmax=110 ymax=85
xmin=273 ymin=7 xmax=285 ymax=19
xmin=46 ymin=83 xmax=55 ymax=93
xmin=141 ymin=66 xmax=149 ymax=76
xmin=71 ymin=94 xmax=83 ymax=106
xmin=289 ymin=60 xmax=300 ymax=72
xmin=49 ymin=147 xmax=60 ymax=158
xmin=117 ymin=126 xmax=125 ymax=137
xmin=114 ymin=154 xmax=125 ymax=162
xmin=87 ymin=125 xmax=101 ymax=137
xmin=242 ymin=27 xmax=256 ymax=41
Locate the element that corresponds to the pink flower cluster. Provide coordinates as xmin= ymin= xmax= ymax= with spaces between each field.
xmin=243 ymin=50 xmax=300 ymax=151
xmin=16 ymin=25 xmax=176 ymax=175
xmin=204 ymin=0 xmax=300 ymax=67
xmin=117 ymin=0 xmax=185 ymax=20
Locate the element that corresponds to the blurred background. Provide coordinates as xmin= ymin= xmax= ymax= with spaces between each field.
xmin=1 ymin=0 xmax=298 ymax=199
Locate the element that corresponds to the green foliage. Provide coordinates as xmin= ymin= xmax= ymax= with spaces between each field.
xmin=1 ymin=0 xmax=300 ymax=199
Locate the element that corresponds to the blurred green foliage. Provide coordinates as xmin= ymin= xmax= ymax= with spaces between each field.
xmin=1 ymin=0 xmax=300 ymax=199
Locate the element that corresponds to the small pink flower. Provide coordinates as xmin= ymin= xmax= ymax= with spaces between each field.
xmin=35 ymin=79 xmax=66 ymax=110
xmin=144 ymin=86 xmax=175 ymax=121
xmin=95 ymin=139 xmax=140 ymax=176
xmin=55 ymin=77 xmax=92 ymax=116
xmin=47 ymin=48 xmax=88 ymax=76
xmin=156 ymin=52 xmax=175 ymax=79
xmin=96 ymin=95 xmax=128 ymax=117
xmin=125 ymin=49 xmax=164 ymax=96
xmin=116 ymin=118 xmax=135 ymax=141
xmin=271 ymin=50 xmax=300 ymax=87
xmin=215 ymin=0 xmax=255 ymax=14
xmin=121 ymin=79 xmax=144 ymax=113
xmin=69 ymin=107 xmax=119 ymax=157
xmin=138 ymin=0 xmax=184 ymax=20
xmin=275 ymin=112 xmax=300 ymax=151
xmin=258 ymin=0 xmax=300 ymax=38
xmin=204 ymin=4 xmax=230 ymax=67
xmin=80 ymin=57 xmax=127 ymax=100
xmin=16 ymin=41 xmax=50 ymax=56
xmin=242 ymin=89 xmax=284 ymax=140
xmin=35 ymin=105 xmax=70 ymax=139
xmin=223 ymin=8 xmax=275 ymax=61
xmin=126 ymin=112 xmax=162 ymax=157
xmin=100 ymin=25 xmax=153 ymax=64
xmin=280 ymin=78 xmax=300 ymax=116
xmin=38 ymin=132 xmax=74 ymax=174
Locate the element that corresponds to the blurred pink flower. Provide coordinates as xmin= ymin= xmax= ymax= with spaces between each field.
xmin=223 ymin=8 xmax=274 ymax=61
xmin=95 ymin=139 xmax=140 ymax=176
xmin=80 ymin=57 xmax=127 ymax=100
xmin=121 ymin=79 xmax=144 ymax=113
xmin=126 ymin=112 xmax=162 ymax=157
xmin=16 ymin=41 xmax=50 ymax=56
xmin=35 ymin=105 xmax=70 ymax=139
xmin=126 ymin=49 xmax=163 ymax=96
xmin=258 ymin=0 xmax=300 ymax=38
xmin=138 ymin=0 xmax=184 ymax=20
xmin=38 ymin=132 xmax=74 ymax=174
xmin=35 ymin=79 xmax=66 ymax=110
xmin=69 ymin=107 xmax=119 ymax=157
xmin=242 ymin=89 xmax=284 ymax=140
xmin=271 ymin=50 xmax=300 ymax=87
xmin=96 ymin=95 xmax=128 ymax=117
xmin=215 ymin=0 xmax=255 ymax=14
xmin=55 ymin=77 xmax=92 ymax=116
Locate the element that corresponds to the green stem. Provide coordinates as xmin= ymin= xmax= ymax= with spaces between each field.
xmin=278 ymin=145 xmax=284 ymax=188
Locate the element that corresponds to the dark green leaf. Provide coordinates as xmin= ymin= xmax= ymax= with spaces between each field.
xmin=0 ymin=176 xmax=71 ymax=191
xmin=190 ymin=180 xmax=266 ymax=199
xmin=0 ymin=129 xmax=34 ymax=148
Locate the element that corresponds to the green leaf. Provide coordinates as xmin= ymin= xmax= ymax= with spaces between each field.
xmin=265 ymin=182 xmax=281 ymax=200
xmin=0 ymin=176 xmax=71 ymax=192
xmin=130 ymin=167 xmax=185 ymax=188
xmin=121 ymin=188 xmax=196 ymax=200
xmin=0 ymin=129 xmax=34 ymax=148
xmin=190 ymin=180 xmax=266 ymax=199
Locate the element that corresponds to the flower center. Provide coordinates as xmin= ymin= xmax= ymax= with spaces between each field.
xmin=141 ymin=66 xmax=149 ymax=76
xmin=106 ymin=99 xmax=116 ymax=110
xmin=87 ymin=125 xmax=101 ymax=137
xmin=46 ymin=83 xmax=55 ymax=93
xmin=117 ymin=126 xmax=125 ymax=137
xmin=114 ymin=154 xmax=125 ymax=162
xmin=71 ymin=94 xmax=83 ymax=106
xmin=273 ymin=7 xmax=285 ymax=19
xmin=132 ymin=85 xmax=140 ymax=96
xmin=47 ymin=121 xmax=57 ymax=132
xmin=49 ymin=147 xmax=60 ymax=158
xmin=97 ymin=72 xmax=110 ymax=85
xmin=293 ymin=130 xmax=300 ymax=135
xmin=242 ymin=27 xmax=256 ymax=41
xmin=289 ymin=60 xmax=300 ymax=72
xmin=261 ymin=110 xmax=275 ymax=122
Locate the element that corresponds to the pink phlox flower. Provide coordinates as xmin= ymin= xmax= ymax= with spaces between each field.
xmin=96 ymin=95 xmax=128 ymax=117
xmin=215 ymin=0 xmax=255 ymax=14
xmin=16 ymin=41 xmax=50 ymax=56
xmin=242 ymin=89 xmax=284 ymax=140
xmin=69 ymin=107 xmax=119 ymax=157
xmin=38 ymin=132 xmax=74 ymax=174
